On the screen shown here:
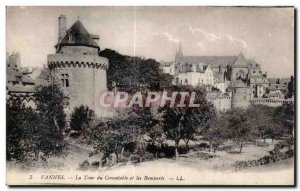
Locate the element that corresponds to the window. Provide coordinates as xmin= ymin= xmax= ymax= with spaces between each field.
xmin=185 ymin=79 xmax=188 ymax=84
xmin=61 ymin=73 xmax=69 ymax=87
xmin=68 ymin=31 xmax=75 ymax=43
xmin=253 ymin=70 xmax=256 ymax=73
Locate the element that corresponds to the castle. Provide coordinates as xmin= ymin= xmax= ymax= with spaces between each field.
xmin=161 ymin=44 xmax=293 ymax=111
xmin=7 ymin=15 xmax=109 ymax=116
xmin=47 ymin=15 xmax=109 ymax=116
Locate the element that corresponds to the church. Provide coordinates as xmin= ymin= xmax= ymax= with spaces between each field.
xmin=161 ymin=43 xmax=270 ymax=110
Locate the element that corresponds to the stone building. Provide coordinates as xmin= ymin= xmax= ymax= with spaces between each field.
xmin=162 ymin=43 xmax=273 ymax=110
xmin=6 ymin=52 xmax=47 ymax=108
xmin=47 ymin=15 xmax=109 ymax=116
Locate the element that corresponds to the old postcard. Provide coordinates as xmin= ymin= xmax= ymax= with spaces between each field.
xmin=6 ymin=6 xmax=295 ymax=186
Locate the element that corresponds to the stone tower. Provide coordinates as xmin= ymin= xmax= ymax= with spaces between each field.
xmin=231 ymin=79 xmax=250 ymax=108
xmin=47 ymin=15 xmax=108 ymax=116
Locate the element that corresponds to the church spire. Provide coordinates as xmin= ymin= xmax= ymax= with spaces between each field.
xmin=178 ymin=42 xmax=183 ymax=57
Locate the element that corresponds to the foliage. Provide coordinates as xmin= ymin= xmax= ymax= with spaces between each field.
xmin=245 ymin=105 xmax=278 ymax=142
xmin=6 ymin=100 xmax=33 ymax=161
xmin=226 ymin=108 xmax=255 ymax=153
xmin=99 ymin=48 xmax=173 ymax=90
xmin=203 ymin=114 xmax=230 ymax=156
xmin=286 ymin=76 xmax=294 ymax=98
xmin=85 ymin=108 xmax=158 ymax=165
xmin=70 ymin=105 xmax=94 ymax=131
xmin=34 ymin=84 xmax=66 ymax=156
xmin=159 ymin=85 xmax=216 ymax=158
xmin=273 ymin=102 xmax=294 ymax=137
xmin=35 ymin=84 xmax=66 ymax=131
xmin=7 ymin=85 xmax=67 ymax=162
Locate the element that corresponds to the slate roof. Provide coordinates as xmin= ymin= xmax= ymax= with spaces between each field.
xmin=56 ymin=20 xmax=99 ymax=51
xmin=7 ymin=68 xmax=35 ymax=84
xmin=178 ymin=56 xmax=237 ymax=68
xmin=232 ymin=53 xmax=248 ymax=68
xmin=161 ymin=61 xmax=173 ymax=67
xmin=36 ymin=69 xmax=50 ymax=80
xmin=8 ymin=85 xmax=36 ymax=93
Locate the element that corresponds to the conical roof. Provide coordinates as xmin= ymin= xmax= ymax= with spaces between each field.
xmin=56 ymin=20 xmax=99 ymax=51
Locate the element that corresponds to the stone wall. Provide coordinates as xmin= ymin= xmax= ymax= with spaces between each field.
xmin=48 ymin=54 xmax=108 ymax=116
xmin=250 ymin=98 xmax=294 ymax=107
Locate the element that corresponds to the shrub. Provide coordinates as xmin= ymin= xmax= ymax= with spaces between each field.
xmin=70 ymin=105 xmax=94 ymax=132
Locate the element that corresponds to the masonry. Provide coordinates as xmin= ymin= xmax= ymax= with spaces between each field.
xmin=47 ymin=15 xmax=109 ymax=116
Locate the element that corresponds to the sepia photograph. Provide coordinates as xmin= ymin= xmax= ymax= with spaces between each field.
xmin=5 ymin=6 xmax=295 ymax=186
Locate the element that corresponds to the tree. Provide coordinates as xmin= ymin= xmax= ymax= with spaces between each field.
xmin=70 ymin=105 xmax=94 ymax=131
xmin=161 ymin=108 xmax=183 ymax=159
xmin=181 ymin=102 xmax=216 ymax=150
xmin=203 ymin=114 xmax=229 ymax=157
xmin=273 ymin=102 xmax=294 ymax=138
xmin=286 ymin=76 xmax=294 ymax=98
xmin=245 ymin=105 xmax=277 ymax=143
xmin=6 ymin=99 xmax=28 ymax=161
xmin=99 ymin=48 xmax=173 ymax=91
xmin=87 ymin=108 xmax=158 ymax=165
xmin=160 ymin=85 xmax=215 ymax=158
xmin=148 ymin=121 xmax=165 ymax=158
xmin=226 ymin=108 xmax=255 ymax=153
xmin=34 ymin=84 xmax=66 ymax=156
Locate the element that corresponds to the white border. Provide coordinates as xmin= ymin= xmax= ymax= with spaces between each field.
xmin=1 ymin=1 xmax=298 ymax=190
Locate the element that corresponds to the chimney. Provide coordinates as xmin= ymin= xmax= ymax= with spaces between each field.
xmin=58 ymin=15 xmax=66 ymax=42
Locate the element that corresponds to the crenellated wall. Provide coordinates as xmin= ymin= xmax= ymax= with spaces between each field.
xmin=48 ymin=54 xmax=108 ymax=116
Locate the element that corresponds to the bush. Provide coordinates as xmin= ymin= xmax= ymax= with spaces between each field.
xmin=234 ymin=140 xmax=294 ymax=170
xmin=70 ymin=105 xmax=94 ymax=131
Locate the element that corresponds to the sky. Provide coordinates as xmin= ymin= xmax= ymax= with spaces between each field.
xmin=6 ymin=6 xmax=294 ymax=78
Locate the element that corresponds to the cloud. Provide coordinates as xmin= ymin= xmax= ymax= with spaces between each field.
xmin=188 ymin=26 xmax=248 ymax=49
xmin=162 ymin=32 xmax=180 ymax=43
xmin=146 ymin=24 xmax=250 ymax=59
xmin=135 ymin=23 xmax=251 ymax=62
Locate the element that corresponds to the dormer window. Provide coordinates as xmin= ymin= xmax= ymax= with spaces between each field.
xmin=68 ymin=31 xmax=75 ymax=43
